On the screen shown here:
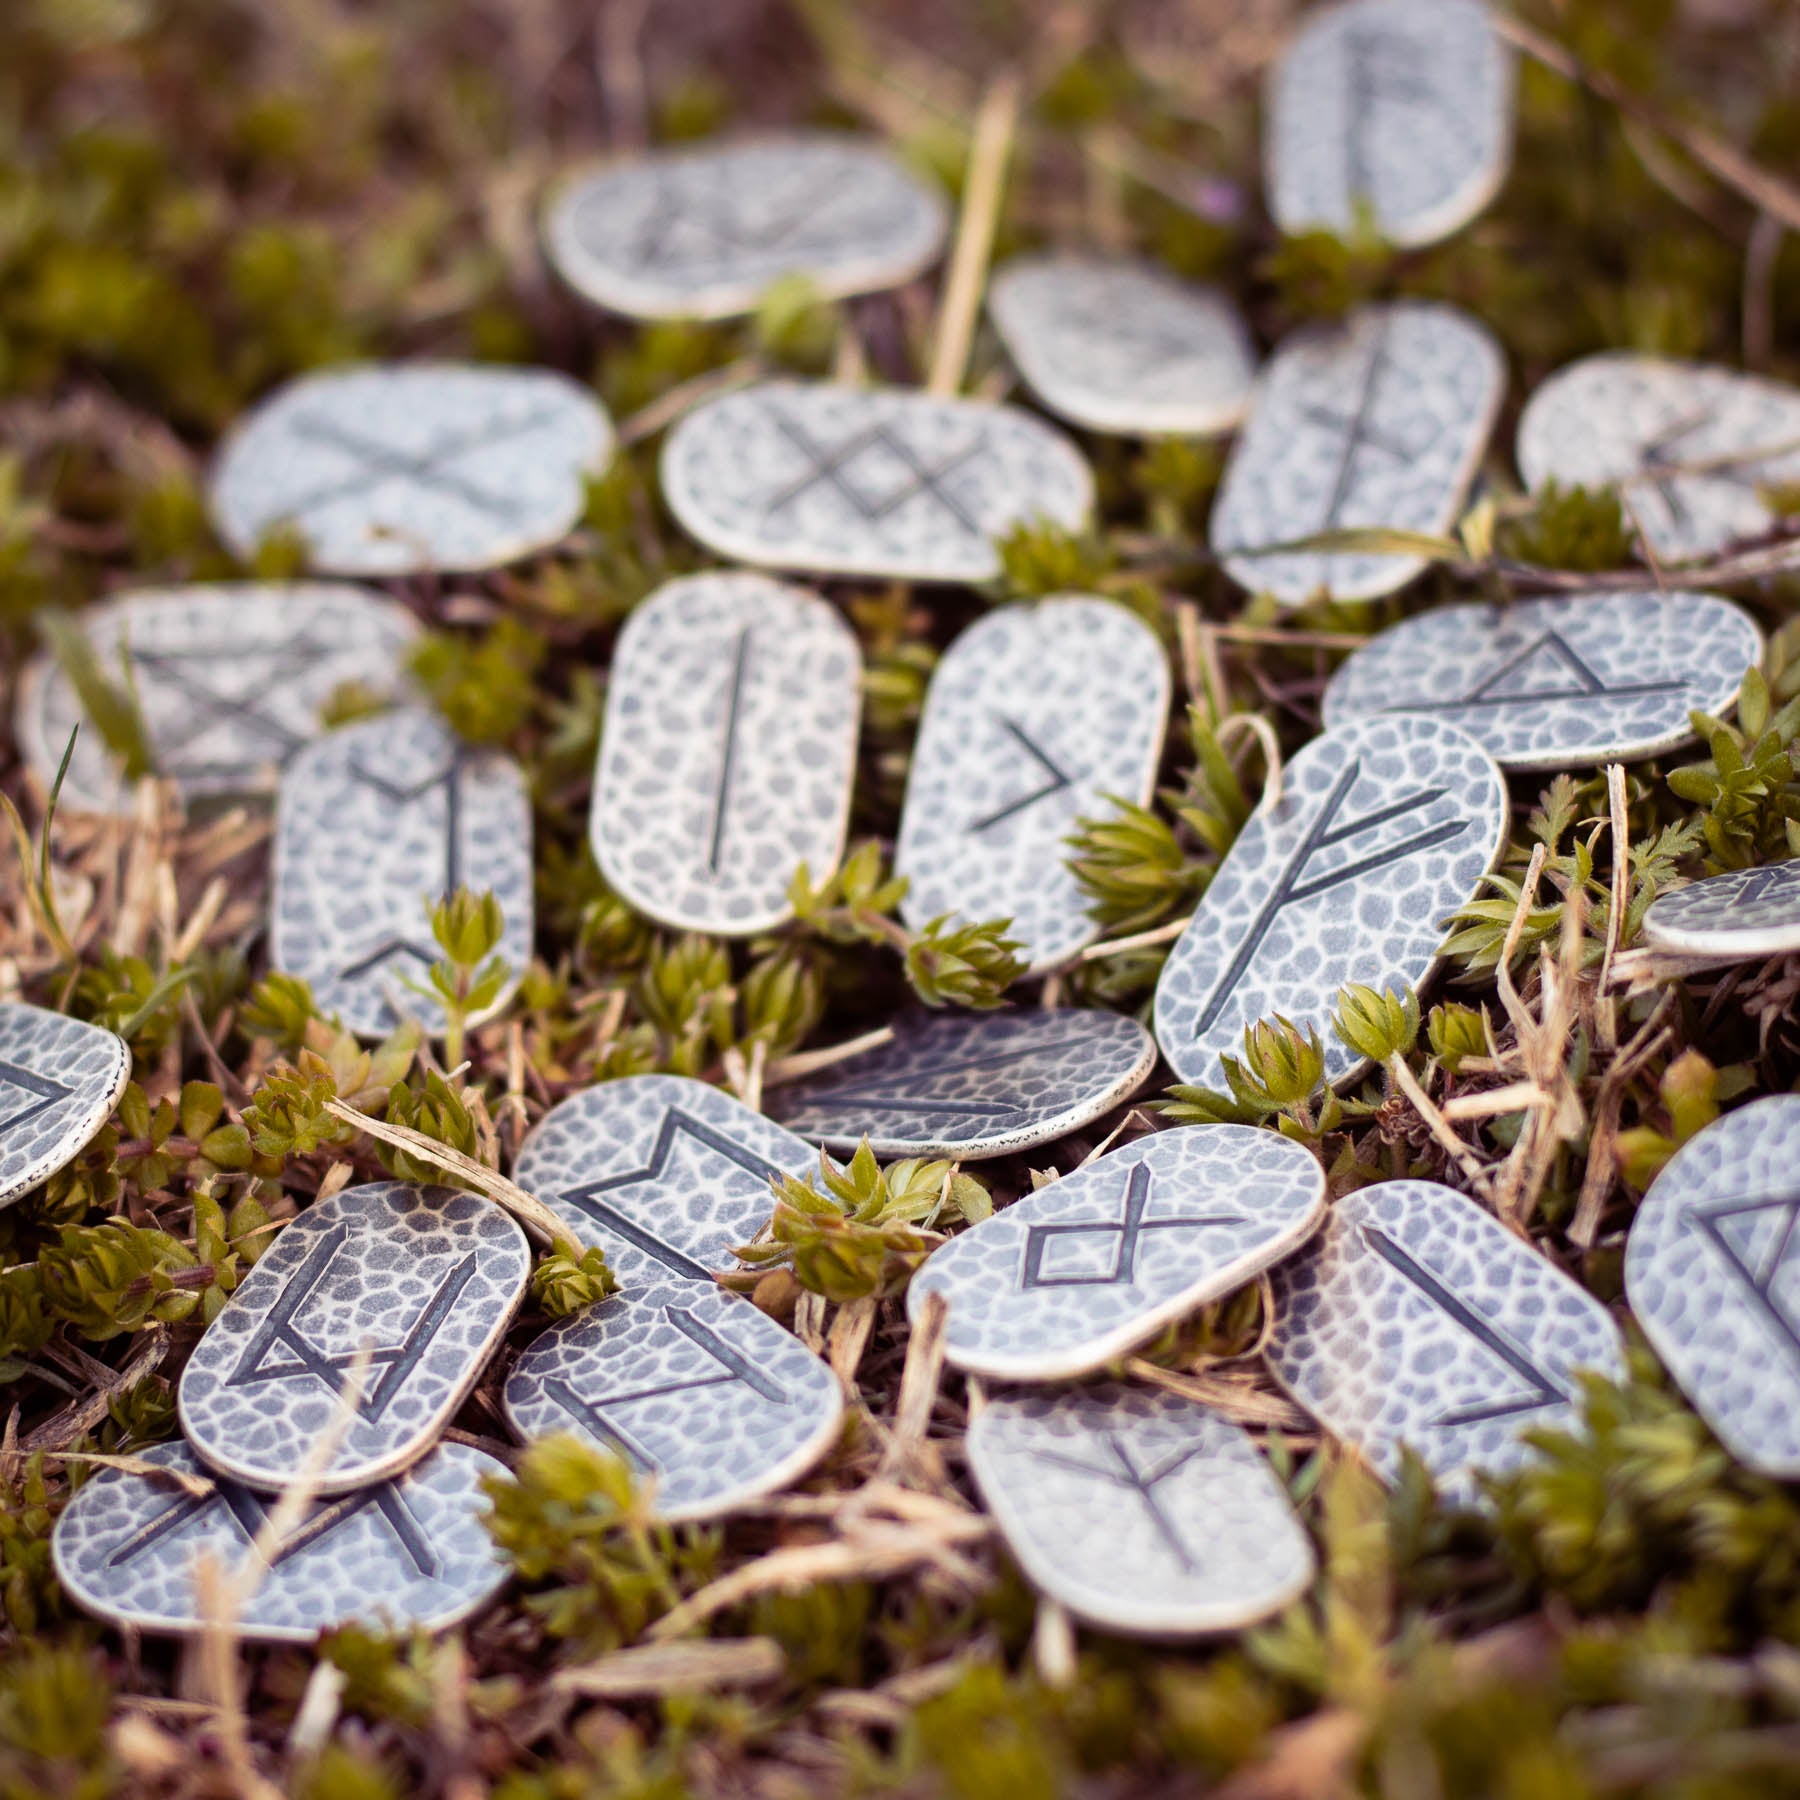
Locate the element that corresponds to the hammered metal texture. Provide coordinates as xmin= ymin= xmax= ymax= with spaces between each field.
xmin=895 ymin=597 xmax=1170 ymax=972
xmin=1210 ymin=302 xmax=1504 ymax=605
xmin=1641 ymin=862 xmax=1800 ymax=960
xmin=543 ymin=133 xmax=948 ymax=320
xmin=908 ymin=1125 xmax=1325 ymax=1381
xmin=504 ymin=1280 xmax=842 ymax=1519
xmin=1154 ymin=716 xmax=1508 ymax=1088
xmin=1266 ymin=1180 xmax=1627 ymax=1508
xmin=590 ymin=573 xmax=862 ymax=936
xmin=968 ymin=1384 xmax=1316 ymax=1637
xmin=987 ymin=254 xmax=1258 ymax=437
xmin=767 ymin=1008 xmax=1159 ymax=1161
xmin=1266 ymin=0 xmax=1514 ymax=248
xmin=179 ymin=1182 xmax=530 ymax=1494
xmin=1627 ymin=1096 xmax=1800 ymax=1478
xmin=515 ymin=1076 xmax=817 ymax=1287
xmin=210 ymin=362 xmax=613 ymax=576
xmin=271 ymin=708 xmax=533 ymax=1040
xmin=16 ymin=583 xmax=419 ymax=818
xmin=0 ymin=1003 xmax=130 ymax=1209
xmin=1322 ymin=590 xmax=1760 ymax=771
xmin=1517 ymin=353 xmax=1800 ymax=565
xmin=660 ymin=380 xmax=1094 ymax=582
xmin=53 ymin=1439 xmax=509 ymax=1642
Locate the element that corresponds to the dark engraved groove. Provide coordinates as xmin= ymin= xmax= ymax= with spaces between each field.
xmin=1359 ymin=1222 xmax=1570 ymax=1426
xmin=134 ymin=636 xmax=334 ymax=771
xmin=1397 ymin=631 xmax=1686 ymax=712
xmin=1193 ymin=758 xmax=1472 ymax=1035
xmin=707 ymin=627 xmax=754 ymax=874
xmin=967 ymin=718 xmax=1077 ymax=835
xmin=1027 ymin=1435 xmax=1205 ymax=1574
xmin=1020 ymin=1162 xmax=1245 ymax=1291
xmin=0 ymin=1059 xmax=74 ymax=1137
xmin=761 ymin=410 xmax=988 ymax=537
xmin=1690 ymin=1195 xmax=1800 ymax=1359
xmin=226 ymin=1223 xmax=482 ymax=1423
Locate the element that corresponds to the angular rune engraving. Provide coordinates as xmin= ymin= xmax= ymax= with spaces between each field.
xmin=131 ymin=631 xmax=334 ymax=777
xmin=1405 ymin=633 xmax=1683 ymax=712
xmin=1690 ymin=1196 xmax=1800 ymax=1358
xmin=911 ymin=1126 xmax=1325 ymax=1381
xmin=967 ymin=1385 xmax=1316 ymax=1636
xmin=1155 ymin=716 xmax=1508 ymax=1089
xmin=760 ymin=409 xmax=989 ymax=538
xmin=0 ymin=1003 xmax=132 ymax=1212
xmin=1642 ymin=859 xmax=1800 ymax=960
xmin=0 ymin=1060 xmax=73 ymax=1139
xmin=968 ymin=719 xmax=1076 ymax=835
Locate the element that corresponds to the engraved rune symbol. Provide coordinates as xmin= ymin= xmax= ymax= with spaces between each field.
xmin=968 ymin=718 xmax=1076 ymax=834
xmin=280 ymin=406 xmax=563 ymax=526
xmin=1631 ymin=407 xmax=1772 ymax=531
xmin=543 ymin=1303 xmax=794 ymax=1469
xmin=336 ymin=749 xmax=471 ymax=984
xmin=1297 ymin=320 xmax=1435 ymax=531
xmin=558 ymin=1109 xmax=783 ymax=1282
xmin=0 ymin=1058 xmax=73 ymax=1138
xmin=106 ymin=1476 xmax=437 ymax=1578
xmin=1021 ymin=1163 xmax=1243 ymax=1290
xmin=707 ymin=627 xmax=753 ymax=874
xmin=1360 ymin=1223 xmax=1571 ymax=1427
xmin=621 ymin=168 xmax=853 ymax=273
xmin=225 ymin=1221 xmax=480 ymax=1423
xmin=792 ymin=1032 xmax=1067 ymax=1123
xmin=1721 ymin=866 xmax=1800 ymax=912
xmin=1026 ymin=1432 xmax=1206 ymax=1572
xmin=1397 ymin=630 xmax=1686 ymax=714
xmin=761 ymin=411 xmax=989 ymax=538
xmin=1341 ymin=27 xmax=1450 ymax=207
xmin=1690 ymin=1194 xmax=1800 ymax=1359
xmin=1193 ymin=757 xmax=1473 ymax=1037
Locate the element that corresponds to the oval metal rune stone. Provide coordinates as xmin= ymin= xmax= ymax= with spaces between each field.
xmin=987 ymin=254 xmax=1258 ymax=437
xmin=1625 ymin=1096 xmax=1800 ymax=1478
xmin=52 ymin=1438 xmax=509 ymax=1643
xmin=179 ymin=1182 xmax=530 ymax=1494
xmin=1641 ymin=862 xmax=1800 ymax=961
xmin=0 ymin=1003 xmax=130 ymax=1210
xmin=1154 ymin=716 xmax=1507 ymax=1089
xmin=1265 ymin=1180 xmax=1626 ymax=1508
xmin=895 ymin=597 xmax=1170 ymax=973
xmin=1266 ymin=0 xmax=1514 ymax=249
xmin=210 ymin=362 xmax=613 ymax=576
xmin=1517 ymin=353 xmax=1800 ymax=566
xmin=767 ymin=1008 xmax=1158 ymax=1162
xmin=504 ymin=1280 xmax=842 ymax=1520
xmin=660 ymin=380 xmax=1095 ymax=583
xmin=908 ymin=1126 xmax=1325 ymax=1382
xmin=1210 ymin=302 xmax=1504 ymax=606
xmin=17 ymin=583 xmax=419 ymax=818
xmin=1322 ymin=590 xmax=1760 ymax=772
xmin=591 ymin=573 xmax=862 ymax=936
xmin=968 ymin=1384 xmax=1316 ymax=1637
xmin=272 ymin=708 xmax=533 ymax=1039
xmin=543 ymin=133 xmax=948 ymax=321
xmin=516 ymin=1076 xmax=817 ymax=1287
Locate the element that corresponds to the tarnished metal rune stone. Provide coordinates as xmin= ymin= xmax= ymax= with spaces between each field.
xmin=1641 ymin=861 xmax=1800 ymax=961
xmin=0 ymin=1003 xmax=131 ymax=1210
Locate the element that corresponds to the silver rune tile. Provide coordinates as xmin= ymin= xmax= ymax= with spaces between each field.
xmin=1626 ymin=1096 xmax=1800 ymax=1477
xmin=1265 ymin=1180 xmax=1626 ymax=1508
xmin=504 ymin=1280 xmax=842 ymax=1519
xmin=514 ymin=1076 xmax=817 ymax=1287
xmin=1322 ymin=589 xmax=1761 ymax=772
xmin=1516 ymin=353 xmax=1800 ymax=566
xmin=767 ymin=1007 xmax=1158 ymax=1162
xmin=986 ymin=254 xmax=1259 ymax=438
xmin=1210 ymin=302 xmax=1504 ymax=606
xmin=1641 ymin=861 xmax=1800 ymax=961
xmin=1153 ymin=716 xmax=1507 ymax=1089
xmin=17 ymin=583 xmax=419 ymax=819
xmin=178 ymin=1182 xmax=530 ymax=1494
xmin=271 ymin=707 xmax=533 ymax=1040
xmin=895 ymin=597 xmax=1171 ymax=973
xmin=542 ymin=133 xmax=948 ymax=321
xmin=1266 ymin=0 xmax=1514 ymax=249
xmin=968 ymin=1384 xmax=1315 ymax=1637
xmin=908 ymin=1125 xmax=1325 ymax=1382
xmin=52 ymin=1438 xmax=509 ymax=1643
xmin=660 ymin=380 xmax=1095 ymax=583
xmin=0 ymin=1003 xmax=130 ymax=1210
xmin=590 ymin=573 xmax=862 ymax=936
xmin=210 ymin=362 xmax=613 ymax=576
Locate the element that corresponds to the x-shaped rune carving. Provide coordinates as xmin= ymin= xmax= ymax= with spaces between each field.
xmin=278 ymin=406 xmax=565 ymax=526
xmin=1027 ymin=1432 xmax=1207 ymax=1572
xmin=0 ymin=1058 xmax=73 ymax=1138
xmin=761 ymin=411 xmax=989 ymax=538
xmin=1053 ymin=295 xmax=1220 ymax=376
xmin=622 ymin=167 xmax=858 ymax=273
xmin=335 ymin=749 xmax=470 ymax=985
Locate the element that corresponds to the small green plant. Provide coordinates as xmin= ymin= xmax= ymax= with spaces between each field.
xmin=407 ymin=886 xmax=512 ymax=1068
xmin=903 ymin=914 xmax=1027 ymax=1008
